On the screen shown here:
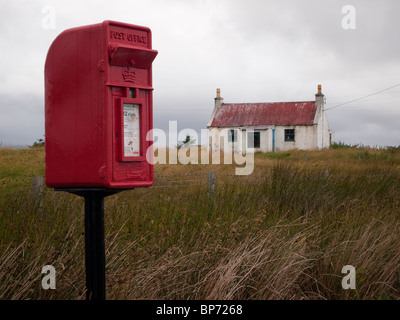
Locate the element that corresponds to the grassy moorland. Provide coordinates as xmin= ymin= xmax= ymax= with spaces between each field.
xmin=0 ymin=144 xmax=399 ymax=300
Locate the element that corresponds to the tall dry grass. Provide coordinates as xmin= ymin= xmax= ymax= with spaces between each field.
xmin=0 ymin=146 xmax=400 ymax=299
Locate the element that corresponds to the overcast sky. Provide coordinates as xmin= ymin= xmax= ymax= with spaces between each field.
xmin=0 ymin=0 xmax=399 ymax=147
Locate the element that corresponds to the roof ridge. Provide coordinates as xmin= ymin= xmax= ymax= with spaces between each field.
xmin=211 ymin=101 xmax=317 ymax=127
xmin=222 ymin=100 xmax=315 ymax=105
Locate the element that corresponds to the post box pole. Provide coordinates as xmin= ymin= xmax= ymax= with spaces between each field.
xmin=55 ymin=188 xmax=121 ymax=300
xmin=83 ymin=191 xmax=106 ymax=300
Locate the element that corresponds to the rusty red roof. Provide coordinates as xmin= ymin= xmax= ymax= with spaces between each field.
xmin=210 ymin=101 xmax=317 ymax=127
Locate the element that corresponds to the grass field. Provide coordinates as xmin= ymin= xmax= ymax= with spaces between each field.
xmin=0 ymin=145 xmax=399 ymax=300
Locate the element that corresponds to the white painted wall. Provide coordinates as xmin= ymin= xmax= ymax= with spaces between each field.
xmin=208 ymin=127 xmax=276 ymax=154
xmin=274 ymin=125 xmax=318 ymax=152
xmin=208 ymin=125 xmax=323 ymax=153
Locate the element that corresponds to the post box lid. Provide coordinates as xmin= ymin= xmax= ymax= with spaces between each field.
xmin=109 ymin=45 xmax=158 ymax=68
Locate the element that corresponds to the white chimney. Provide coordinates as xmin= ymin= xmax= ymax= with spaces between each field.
xmin=315 ymin=84 xmax=324 ymax=109
xmin=214 ymin=88 xmax=224 ymax=109
xmin=208 ymin=88 xmax=224 ymax=128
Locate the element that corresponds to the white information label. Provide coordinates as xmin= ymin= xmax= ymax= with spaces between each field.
xmin=123 ymin=103 xmax=140 ymax=157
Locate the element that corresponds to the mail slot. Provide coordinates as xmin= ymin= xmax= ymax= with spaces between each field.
xmin=45 ymin=21 xmax=158 ymax=188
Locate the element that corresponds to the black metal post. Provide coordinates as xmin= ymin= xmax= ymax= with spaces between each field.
xmin=83 ymin=191 xmax=106 ymax=300
xmin=55 ymin=188 xmax=121 ymax=300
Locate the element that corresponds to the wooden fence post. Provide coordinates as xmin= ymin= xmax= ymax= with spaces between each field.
xmin=32 ymin=176 xmax=44 ymax=210
xmin=32 ymin=176 xmax=44 ymax=194
xmin=207 ymin=171 xmax=216 ymax=200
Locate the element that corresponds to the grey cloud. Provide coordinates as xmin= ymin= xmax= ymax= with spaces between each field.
xmin=0 ymin=0 xmax=399 ymax=147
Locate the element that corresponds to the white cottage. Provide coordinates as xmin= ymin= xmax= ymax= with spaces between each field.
xmin=207 ymin=85 xmax=334 ymax=153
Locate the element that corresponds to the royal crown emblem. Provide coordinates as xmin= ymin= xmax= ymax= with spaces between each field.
xmin=122 ymin=68 xmax=136 ymax=82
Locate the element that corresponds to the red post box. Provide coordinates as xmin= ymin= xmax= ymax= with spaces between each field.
xmin=45 ymin=21 xmax=157 ymax=189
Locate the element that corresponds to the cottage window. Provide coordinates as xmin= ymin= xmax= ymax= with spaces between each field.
xmin=247 ymin=132 xmax=260 ymax=148
xmin=228 ymin=129 xmax=237 ymax=142
xmin=284 ymin=129 xmax=295 ymax=142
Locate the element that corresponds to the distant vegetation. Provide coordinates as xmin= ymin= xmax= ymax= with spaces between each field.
xmin=330 ymin=141 xmax=362 ymax=149
xmin=330 ymin=141 xmax=400 ymax=150
xmin=31 ymin=137 xmax=45 ymax=148
xmin=1 ymin=145 xmax=399 ymax=299
xmin=177 ymin=134 xmax=196 ymax=149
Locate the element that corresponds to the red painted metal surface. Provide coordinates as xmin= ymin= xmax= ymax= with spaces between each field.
xmin=45 ymin=21 xmax=157 ymax=189
xmin=211 ymin=101 xmax=317 ymax=127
